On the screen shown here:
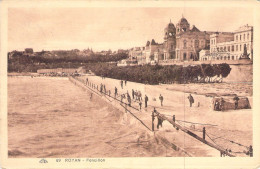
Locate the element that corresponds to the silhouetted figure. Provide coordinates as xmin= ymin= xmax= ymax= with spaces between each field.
xmin=127 ymin=93 xmax=131 ymax=106
xmin=121 ymin=94 xmax=125 ymax=103
xmin=120 ymin=80 xmax=123 ymax=89
xmin=157 ymin=117 xmax=163 ymax=129
xmin=233 ymin=96 xmax=240 ymax=110
xmin=214 ymin=100 xmax=220 ymax=111
xmin=115 ymin=87 xmax=118 ymax=98
xmin=187 ymin=94 xmax=194 ymax=107
xmin=104 ymin=85 xmax=106 ymax=94
xmin=139 ymin=100 xmax=142 ymax=111
xmin=100 ymin=83 xmax=103 ymax=93
xmin=145 ymin=95 xmax=149 ymax=108
xmin=159 ymin=94 xmax=164 ymax=106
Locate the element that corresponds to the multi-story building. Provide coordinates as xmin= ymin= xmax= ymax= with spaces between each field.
xmin=128 ymin=17 xmax=253 ymax=64
xmin=200 ymin=24 xmax=253 ymax=61
xmin=175 ymin=17 xmax=211 ymax=61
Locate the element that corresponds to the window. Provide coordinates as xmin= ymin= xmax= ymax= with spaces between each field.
xmin=232 ymin=45 xmax=234 ymax=52
xmin=236 ymin=35 xmax=238 ymax=41
xmin=228 ymin=46 xmax=230 ymax=52
xmin=228 ymin=56 xmax=230 ymax=60
xmin=183 ymin=40 xmax=187 ymax=49
xmin=232 ymin=56 xmax=234 ymax=60
xmin=247 ymin=33 xmax=249 ymax=40
xmin=236 ymin=45 xmax=238 ymax=51
xmin=224 ymin=46 xmax=226 ymax=51
xmin=183 ymin=53 xmax=187 ymax=60
xmin=243 ymin=34 xmax=245 ymax=41
xmin=195 ymin=40 xmax=199 ymax=48
xmin=190 ymin=53 xmax=193 ymax=60
xmin=240 ymin=35 xmax=242 ymax=41
xmin=240 ymin=45 xmax=242 ymax=51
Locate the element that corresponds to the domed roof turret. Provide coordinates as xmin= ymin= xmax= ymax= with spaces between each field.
xmin=165 ymin=20 xmax=176 ymax=31
xmin=179 ymin=17 xmax=188 ymax=24
xmin=167 ymin=22 xmax=175 ymax=28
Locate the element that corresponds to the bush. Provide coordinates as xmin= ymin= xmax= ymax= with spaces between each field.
xmin=86 ymin=63 xmax=231 ymax=85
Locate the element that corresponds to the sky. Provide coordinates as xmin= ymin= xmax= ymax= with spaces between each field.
xmin=8 ymin=7 xmax=253 ymax=52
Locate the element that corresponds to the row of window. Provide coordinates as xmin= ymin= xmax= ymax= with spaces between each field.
xmin=236 ymin=32 xmax=250 ymax=42
xmin=210 ymin=32 xmax=251 ymax=45
xmin=182 ymin=39 xmax=202 ymax=49
xmin=211 ymin=43 xmax=250 ymax=53
xmin=211 ymin=39 xmax=216 ymax=45
xmin=202 ymin=55 xmax=239 ymax=61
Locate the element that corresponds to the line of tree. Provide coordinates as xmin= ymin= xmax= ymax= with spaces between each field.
xmin=8 ymin=52 xmax=128 ymax=72
xmin=86 ymin=63 xmax=231 ymax=84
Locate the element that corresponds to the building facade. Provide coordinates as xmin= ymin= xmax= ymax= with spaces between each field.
xmin=128 ymin=17 xmax=253 ymax=64
xmin=175 ymin=17 xmax=211 ymax=61
xmin=200 ymin=24 xmax=253 ymax=61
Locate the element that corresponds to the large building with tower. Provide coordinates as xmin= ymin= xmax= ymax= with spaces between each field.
xmin=128 ymin=17 xmax=253 ymax=64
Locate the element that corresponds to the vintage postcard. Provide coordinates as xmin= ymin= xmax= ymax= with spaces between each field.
xmin=1 ymin=0 xmax=260 ymax=168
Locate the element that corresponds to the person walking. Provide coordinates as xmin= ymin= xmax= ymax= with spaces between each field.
xmin=104 ymin=85 xmax=106 ymax=94
xmin=139 ymin=100 xmax=142 ymax=111
xmin=100 ymin=83 xmax=103 ymax=93
xmin=125 ymin=80 xmax=127 ymax=86
xmin=145 ymin=95 xmax=149 ymax=108
xmin=157 ymin=116 xmax=163 ymax=129
xmin=132 ymin=89 xmax=135 ymax=100
xmin=159 ymin=94 xmax=164 ymax=106
xmin=115 ymin=87 xmax=118 ymax=98
xmin=121 ymin=94 xmax=125 ymax=103
xmin=120 ymin=80 xmax=123 ymax=89
xmin=187 ymin=94 xmax=194 ymax=107
xmin=127 ymin=93 xmax=131 ymax=106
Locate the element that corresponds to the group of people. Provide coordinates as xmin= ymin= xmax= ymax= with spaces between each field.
xmin=214 ymin=96 xmax=240 ymax=111
xmin=99 ymin=83 xmax=107 ymax=94
xmin=132 ymin=89 xmax=142 ymax=101
xmin=120 ymin=80 xmax=127 ymax=89
xmin=214 ymin=98 xmax=225 ymax=111
xmin=86 ymin=77 xmax=199 ymax=111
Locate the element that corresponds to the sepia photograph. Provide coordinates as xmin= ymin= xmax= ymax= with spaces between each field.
xmin=1 ymin=0 xmax=260 ymax=168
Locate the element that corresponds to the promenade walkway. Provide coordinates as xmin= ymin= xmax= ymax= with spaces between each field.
xmin=71 ymin=75 xmax=252 ymax=157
